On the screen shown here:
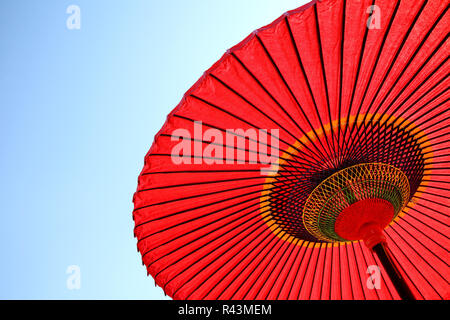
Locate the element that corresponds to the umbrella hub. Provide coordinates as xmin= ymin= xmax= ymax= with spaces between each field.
xmin=302 ymin=163 xmax=410 ymax=246
xmin=334 ymin=198 xmax=394 ymax=248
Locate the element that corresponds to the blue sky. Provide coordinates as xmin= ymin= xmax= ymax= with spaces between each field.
xmin=0 ymin=0 xmax=308 ymax=299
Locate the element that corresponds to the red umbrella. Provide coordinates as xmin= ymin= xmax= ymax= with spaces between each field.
xmin=133 ymin=0 xmax=449 ymax=300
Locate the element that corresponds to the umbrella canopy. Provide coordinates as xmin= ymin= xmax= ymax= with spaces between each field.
xmin=133 ymin=0 xmax=449 ymax=300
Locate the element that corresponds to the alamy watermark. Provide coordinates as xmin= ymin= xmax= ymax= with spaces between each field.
xmin=66 ymin=265 xmax=81 ymax=290
xmin=66 ymin=5 xmax=81 ymax=30
xmin=367 ymin=265 xmax=381 ymax=290
xmin=170 ymin=121 xmax=280 ymax=176
xmin=367 ymin=5 xmax=381 ymax=30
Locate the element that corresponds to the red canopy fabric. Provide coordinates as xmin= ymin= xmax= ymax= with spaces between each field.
xmin=133 ymin=0 xmax=449 ymax=300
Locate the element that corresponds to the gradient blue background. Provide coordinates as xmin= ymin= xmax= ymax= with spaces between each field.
xmin=0 ymin=0 xmax=307 ymax=299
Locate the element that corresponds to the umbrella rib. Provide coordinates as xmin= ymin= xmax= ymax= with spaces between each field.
xmin=347 ymin=4 xmax=448 ymax=154
xmin=296 ymin=244 xmax=319 ymax=300
xmin=255 ymin=33 xmax=335 ymax=161
xmin=163 ymin=205 xmax=270 ymax=281
xmin=337 ymin=244 xmax=342 ymax=299
xmin=417 ymin=115 xmax=450 ymax=142
xmin=380 ymin=78 xmax=450 ymax=135
xmin=136 ymin=173 xmax=310 ymax=244
xmin=140 ymin=200 xmax=271 ymax=262
xmin=407 ymin=202 xmax=450 ymax=227
xmin=140 ymin=157 xmax=446 ymax=296
xmin=146 ymin=152 xmax=322 ymax=173
xmin=140 ymin=182 xmax=310 ymax=261
xmin=284 ymin=16 xmax=336 ymax=161
xmin=385 ymin=229 xmax=443 ymax=299
xmin=355 ymin=242 xmax=385 ymax=300
xmin=159 ymin=203 xmax=277 ymax=284
xmin=424 ymin=154 xmax=450 ymax=162
xmin=138 ymin=168 xmax=446 ymax=176
xmin=277 ymin=243 xmax=308 ymax=300
xmin=420 ymin=186 xmax=448 ymax=199
xmin=369 ymin=247 xmax=420 ymax=300
xmin=420 ymin=184 xmax=450 ymax=192
xmin=374 ymin=38 xmax=449 ymax=126
xmin=250 ymin=237 xmax=301 ymax=299
xmin=229 ymin=51 xmax=332 ymax=163
xmin=162 ymin=131 xmax=286 ymax=159
xmin=365 ymin=6 xmax=449 ymax=121
xmin=339 ymin=0 xmax=377 ymax=160
xmin=349 ymin=242 xmax=365 ymax=300
xmin=140 ymin=169 xmax=307 ymax=175
xmin=145 ymin=99 xmax=446 ymax=178
xmin=136 ymin=168 xmax=311 ymax=195
xmin=341 ymin=0 xmax=401 ymax=157
xmin=343 ymin=123 xmax=413 ymax=176
xmin=394 ymin=219 xmax=449 ymax=268
xmin=174 ymin=206 xmax=277 ymax=299
xmin=313 ymin=4 xmax=337 ymax=158
xmin=408 ymin=209 xmax=450 ymax=234
xmin=145 ymin=153 xmax=310 ymax=176
xmin=343 ymin=244 xmax=354 ymax=300
xmin=230 ymin=228 xmax=291 ymax=300
xmin=425 ymin=172 xmax=450 ymax=176
xmin=346 ymin=133 xmax=421 ymax=165
xmin=422 ymin=131 xmax=450 ymax=145
xmin=346 ymin=0 xmax=431 ymax=147
xmin=403 ymin=99 xmax=450 ymax=130
xmin=316 ymin=243 xmax=328 ymax=300
xmin=342 ymin=105 xmax=447 ymax=189
xmin=406 ymin=106 xmax=450 ymax=137
xmin=157 ymin=128 xmax=320 ymax=169
xmin=402 ymin=214 xmax=450 ymax=254
xmin=207 ymin=73 xmax=329 ymax=163
xmin=382 ymin=242 xmax=427 ymax=300
xmin=190 ymin=93 xmax=327 ymax=165
xmin=378 ymin=51 xmax=450 ymax=123
xmin=135 ymin=173 xmax=306 ymax=228
xmin=262 ymin=237 xmax=302 ymax=299
xmin=387 ymin=75 xmax=450 ymax=128
xmin=295 ymin=244 xmax=317 ymax=300
xmin=291 ymin=244 xmax=314 ymax=300
xmin=336 ymin=0 xmax=347 ymax=158
xmin=411 ymin=194 xmax=450 ymax=215
xmin=344 ymin=44 xmax=449 ymax=161
xmin=305 ymin=243 xmax=325 ymax=300
xmin=344 ymin=75 xmax=449 ymax=163
xmin=135 ymin=175 xmax=265 ymax=196
xmin=136 ymin=181 xmax=268 ymax=211
xmin=347 ymin=48 xmax=449 ymax=158
xmin=211 ymin=223 xmax=288 ymax=299
xmin=378 ymin=86 xmax=449 ymax=141
xmin=328 ymin=244 xmax=334 ymax=300
xmin=135 ymin=183 xmax=267 ymax=230
xmin=137 ymin=163 xmax=314 ymax=194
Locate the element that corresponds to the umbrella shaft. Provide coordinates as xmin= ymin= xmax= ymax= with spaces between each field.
xmin=372 ymin=243 xmax=415 ymax=300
